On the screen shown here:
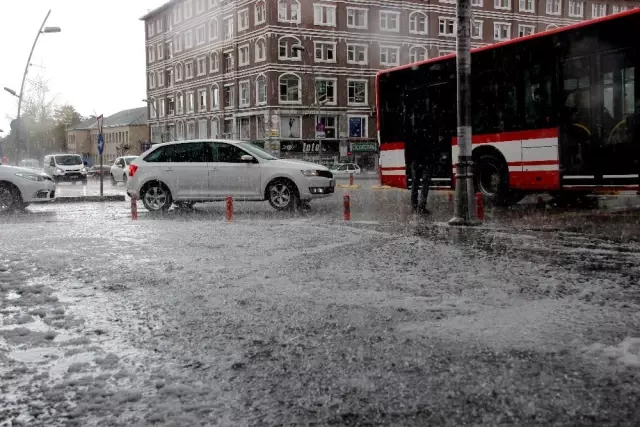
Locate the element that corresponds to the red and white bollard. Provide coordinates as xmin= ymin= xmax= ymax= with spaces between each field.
xmin=448 ymin=192 xmax=454 ymax=202
xmin=475 ymin=192 xmax=484 ymax=221
xmin=378 ymin=166 xmax=383 ymax=186
xmin=226 ymin=196 xmax=233 ymax=221
xmin=343 ymin=194 xmax=351 ymax=221
xmin=349 ymin=173 xmax=354 ymax=186
xmin=131 ymin=196 xmax=138 ymax=220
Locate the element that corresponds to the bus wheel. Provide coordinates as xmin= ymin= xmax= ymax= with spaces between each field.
xmin=474 ymin=154 xmax=510 ymax=205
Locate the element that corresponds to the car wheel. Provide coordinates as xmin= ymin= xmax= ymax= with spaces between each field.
xmin=141 ymin=182 xmax=172 ymax=212
xmin=267 ymin=179 xmax=298 ymax=210
xmin=0 ymin=182 xmax=24 ymax=213
xmin=111 ymin=174 xmax=117 ymax=186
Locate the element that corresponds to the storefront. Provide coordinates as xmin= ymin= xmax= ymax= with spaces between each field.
xmin=279 ymin=140 xmax=340 ymax=167
xmin=349 ymin=140 xmax=378 ymax=171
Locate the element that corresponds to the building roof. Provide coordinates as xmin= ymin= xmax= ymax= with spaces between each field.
xmin=139 ymin=0 xmax=177 ymax=20
xmin=71 ymin=107 xmax=147 ymax=131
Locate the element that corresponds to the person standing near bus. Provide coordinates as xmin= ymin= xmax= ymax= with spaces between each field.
xmin=409 ymin=108 xmax=433 ymax=214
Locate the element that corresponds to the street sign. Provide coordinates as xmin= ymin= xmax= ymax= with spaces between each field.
xmin=97 ymin=133 xmax=104 ymax=155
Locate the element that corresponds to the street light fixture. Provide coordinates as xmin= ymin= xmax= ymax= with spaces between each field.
xmin=4 ymin=87 xmax=18 ymax=98
xmin=42 ymin=27 xmax=61 ymax=33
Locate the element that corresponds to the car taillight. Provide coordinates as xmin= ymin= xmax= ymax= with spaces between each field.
xmin=129 ymin=164 xmax=138 ymax=177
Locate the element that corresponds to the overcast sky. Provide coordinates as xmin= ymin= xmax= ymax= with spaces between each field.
xmin=0 ymin=0 xmax=164 ymax=133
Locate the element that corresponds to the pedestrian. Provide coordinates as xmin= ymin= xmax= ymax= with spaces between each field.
xmin=409 ymin=108 xmax=434 ymax=215
xmin=410 ymin=156 xmax=431 ymax=214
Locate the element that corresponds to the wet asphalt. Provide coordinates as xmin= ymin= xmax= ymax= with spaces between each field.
xmin=1 ymin=183 xmax=640 ymax=425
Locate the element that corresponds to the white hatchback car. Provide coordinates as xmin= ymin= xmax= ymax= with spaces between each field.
xmin=110 ymin=156 xmax=137 ymax=185
xmin=0 ymin=164 xmax=56 ymax=213
xmin=126 ymin=140 xmax=336 ymax=212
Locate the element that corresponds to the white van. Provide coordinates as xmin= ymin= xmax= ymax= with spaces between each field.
xmin=43 ymin=154 xmax=88 ymax=184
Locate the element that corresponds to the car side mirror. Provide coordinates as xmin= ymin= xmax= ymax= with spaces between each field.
xmin=240 ymin=155 xmax=255 ymax=163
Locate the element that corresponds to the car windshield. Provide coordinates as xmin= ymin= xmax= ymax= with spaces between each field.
xmin=235 ymin=142 xmax=278 ymax=160
xmin=55 ymin=155 xmax=82 ymax=165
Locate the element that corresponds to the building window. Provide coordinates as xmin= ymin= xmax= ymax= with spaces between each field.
xmin=494 ymin=22 xmax=511 ymax=40
xmin=224 ymin=52 xmax=234 ymax=72
xmin=197 ymin=56 xmax=206 ymax=76
xmin=279 ymin=74 xmax=301 ymax=103
xmin=184 ymin=30 xmax=193 ymax=49
xmin=518 ymin=24 xmax=535 ymax=37
xmin=316 ymin=79 xmax=336 ymax=105
xmin=149 ymin=73 xmax=155 ymax=89
xmin=196 ymin=25 xmax=206 ymax=45
xmin=211 ymin=118 xmax=219 ymax=138
xmin=238 ymin=8 xmax=249 ymax=31
xmin=198 ymin=119 xmax=207 ymax=139
xmin=187 ymin=92 xmax=195 ymax=113
xmin=494 ymin=0 xmax=510 ymax=9
xmin=148 ymin=46 xmax=154 ymax=63
xmin=174 ymin=34 xmax=182 ymax=52
xmin=409 ymin=46 xmax=427 ymax=63
xmin=223 ymin=16 xmax=234 ymax=40
xmin=224 ymin=85 xmax=235 ymax=109
xmin=569 ymin=0 xmax=584 ymax=16
xmin=314 ymin=42 xmax=336 ymax=63
xmin=211 ymin=84 xmax=220 ymax=109
xmin=198 ymin=89 xmax=207 ymax=111
xmin=380 ymin=11 xmax=400 ymax=31
xmin=409 ymin=12 xmax=428 ymax=34
xmin=347 ymin=7 xmax=368 ymax=29
xmin=238 ymin=45 xmax=250 ymax=66
xmin=238 ymin=118 xmax=250 ymax=140
xmin=157 ymin=18 xmax=164 ymax=33
xmin=278 ymin=37 xmax=302 ymax=60
xmin=347 ymin=80 xmax=368 ymax=105
xmin=348 ymin=116 xmax=368 ymax=138
xmin=239 ymin=81 xmax=250 ymax=107
xmin=148 ymin=22 xmax=154 ymax=37
xmin=158 ymin=70 xmax=165 ymax=87
xmin=157 ymin=44 xmax=164 ymax=60
xmin=209 ymin=19 xmax=218 ymax=40
xmin=186 ymin=61 xmax=194 ymax=79
xmin=347 ymin=44 xmax=368 ymax=64
xmin=472 ymin=20 xmax=483 ymax=38
xmin=546 ymin=0 xmax=562 ymax=14
xmin=210 ymin=52 xmax=219 ymax=72
xmin=177 ymin=122 xmax=185 ymax=140
xmin=439 ymin=17 xmax=456 ymax=36
xmin=166 ymin=41 xmax=173 ymax=59
xmin=167 ymin=97 xmax=174 ymax=115
xmin=380 ymin=46 xmax=399 ymax=66
xmin=314 ymin=4 xmax=336 ymax=26
xmin=223 ymin=119 xmax=233 ymax=138
xmin=592 ymin=3 xmax=606 ymax=16
xmin=255 ymin=38 xmax=266 ymax=62
xmin=278 ymin=0 xmax=301 ymax=23
xmin=255 ymin=1 xmax=266 ymax=24
xmin=209 ymin=0 xmax=218 ymax=7
xmin=196 ymin=0 xmax=205 ymax=14
xmin=472 ymin=0 xmax=483 ymax=6
xmin=187 ymin=122 xmax=195 ymax=139
xmin=519 ymin=0 xmax=535 ymax=12
xmin=256 ymin=116 xmax=265 ymax=140
xmin=256 ymin=75 xmax=267 ymax=104
xmin=184 ymin=0 xmax=193 ymax=19
xmin=316 ymin=116 xmax=337 ymax=139
xmin=611 ymin=4 xmax=621 ymax=13
xmin=177 ymin=92 xmax=184 ymax=114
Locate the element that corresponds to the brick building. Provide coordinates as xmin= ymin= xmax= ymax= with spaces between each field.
xmin=141 ymin=0 xmax=636 ymax=168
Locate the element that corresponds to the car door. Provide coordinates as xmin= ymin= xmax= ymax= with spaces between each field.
xmin=112 ymin=158 xmax=124 ymax=180
xmin=155 ymin=142 xmax=211 ymax=199
xmin=208 ymin=141 xmax=261 ymax=199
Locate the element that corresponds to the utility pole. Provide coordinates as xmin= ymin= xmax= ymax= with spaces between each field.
xmin=449 ymin=0 xmax=479 ymax=226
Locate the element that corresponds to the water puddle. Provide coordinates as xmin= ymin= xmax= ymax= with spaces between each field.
xmin=6 ymin=290 xmax=21 ymax=300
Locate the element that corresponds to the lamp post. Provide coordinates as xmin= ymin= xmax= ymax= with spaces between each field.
xmin=5 ymin=9 xmax=60 ymax=163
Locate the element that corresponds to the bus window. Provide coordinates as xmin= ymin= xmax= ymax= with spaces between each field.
xmin=524 ymin=64 xmax=554 ymax=129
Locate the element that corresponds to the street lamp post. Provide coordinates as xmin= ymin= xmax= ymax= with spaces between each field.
xmin=5 ymin=9 xmax=60 ymax=163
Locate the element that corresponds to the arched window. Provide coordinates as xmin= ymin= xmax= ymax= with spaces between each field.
xmin=255 ymin=37 xmax=267 ymax=62
xmin=211 ymin=84 xmax=220 ymax=109
xmin=176 ymin=91 xmax=184 ymax=114
xmin=210 ymin=117 xmax=220 ymax=138
xmin=545 ymin=23 xmax=560 ymax=30
xmin=278 ymin=36 xmax=302 ymax=60
xmin=175 ymin=62 xmax=184 ymax=82
xmin=176 ymin=120 xmax=185 ymax=140
xmin=409 ymin=12 xmax=428 ymax=34
xmin=209 ymin=18 xmax=218 ymax=40
xmin=255 ymin=0 xmax=266 ymax=24
xmin=210 ymin=52 xmax=219 ymax=73
xmin=148 ymin=72 xmax=156 ymax=89
xmin=279 ymin=73 xmax=301 ymax=103
xmin=409 ymin=46 xmax=427 ymax=63
xmin=278 ymin=0 xmax=300 ymax=23
xmin=255 ymin=74 xmax=267 ymax=105
xmin=149 ymin=97 xmax=157 ymax=118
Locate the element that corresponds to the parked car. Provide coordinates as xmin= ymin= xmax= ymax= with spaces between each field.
xmin=126 ymin=139 xmax=335 ymax=212
xmin=43 ymin=154 xmax=88 ymax=184
xmin=330 ymin=163 xmax=361 ymax=176
xmin=18 ymin=159 xmax=41 ymax=171
xmin=87 ymin=165 xmax=112 ymax=179
xmin=110 ymin=156 xmax=137 ymax=185
xmin=0 ymin=164 xmax=56 ymax=213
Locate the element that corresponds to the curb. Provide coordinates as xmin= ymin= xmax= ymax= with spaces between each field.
xmin=53 ymin=195 xmax=125 ymax=203
xmin=337 ymin=184 xmax=361 ymax=189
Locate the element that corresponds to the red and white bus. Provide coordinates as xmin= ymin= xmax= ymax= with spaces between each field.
xmin=376 ymin=9 xmax=640 ymax=205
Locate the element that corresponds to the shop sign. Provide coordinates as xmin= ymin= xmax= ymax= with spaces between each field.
xmin=351 ymin=141 xmax=378 ymax=152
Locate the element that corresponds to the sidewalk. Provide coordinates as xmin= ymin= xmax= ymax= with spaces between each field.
xmin=53 ymin=181 xmax=125 ymax=202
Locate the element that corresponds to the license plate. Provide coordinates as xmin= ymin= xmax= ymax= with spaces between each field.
xmin=330 ymin=179 xmax=335 ymax=187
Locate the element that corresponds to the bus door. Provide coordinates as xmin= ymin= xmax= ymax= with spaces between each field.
xmin=559 ymin=54 xmax=599 ymax=186
xmin=598 ymin=48 xmax=639 ymax=188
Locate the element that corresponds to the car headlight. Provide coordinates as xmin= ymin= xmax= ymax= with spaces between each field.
xmin=301 ymin=170 xmax=321 ymax=177
xmin=15 ymin=172 xmax=44 ymax=182
xmin=55 ymin=168 xmax=65 ymax=175
xmin=80 ymin=167 xmax=88 ymax=173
